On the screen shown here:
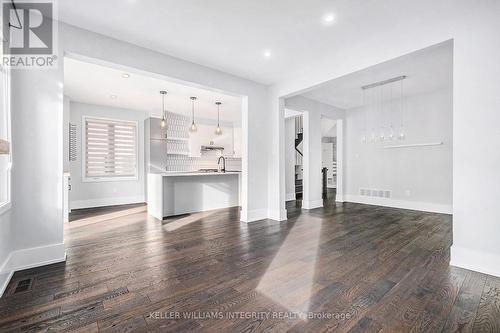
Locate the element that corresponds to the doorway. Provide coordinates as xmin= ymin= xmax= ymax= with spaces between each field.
xmin=62 ymin=54 xmax=248 ymax=225
xmin=321 ymin=116 xmax=337 ymax=203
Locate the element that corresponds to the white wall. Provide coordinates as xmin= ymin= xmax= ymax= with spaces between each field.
xmin=344 ymin=88 xmax=453 ymax=212
xmin=69 ymin=102 xmax=148 ymax=209
xmin=284 ymin=117 xmax=296 ymax=201
xmin=0 ymin=210 xmax=12 ymax=293
xmin=0 ymin=76 xmax=11 ymax=291
xmin=271 ymin=1 xmax=500 ymax=277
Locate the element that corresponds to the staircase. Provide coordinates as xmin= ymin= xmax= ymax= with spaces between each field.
xmin=295 ymin=117 xmax=303 ymax=199
xmin=295 ymin=177 xmax=303 ymax=200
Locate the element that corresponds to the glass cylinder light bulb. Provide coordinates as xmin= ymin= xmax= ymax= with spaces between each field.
xmin=189 ymin=122 xmax=197 ymax=133
xmin=215 ymin=126 xmax=222 ymax=136
xmin=399 ymin=126 xmax=406 ymax=140
xmin=161 ymin=118 xmax=166 ymax=128
xmin=388 ymin=126 xmax=394 ymax=141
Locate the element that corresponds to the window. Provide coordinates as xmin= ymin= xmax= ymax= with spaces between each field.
xmin=0 ymin=66 xmax=11 ymax=215
xmin=83 ymin=116 xmax=138 ymax=182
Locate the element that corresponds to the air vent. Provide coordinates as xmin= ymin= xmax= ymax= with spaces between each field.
xmin=13 ymin=278 xmax=33 ymax=294
xmin=359 ymin=188 xmax=391 ymax=199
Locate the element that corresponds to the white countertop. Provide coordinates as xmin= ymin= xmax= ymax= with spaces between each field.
xmin=150 ymin=171 xmax=241 ymax=177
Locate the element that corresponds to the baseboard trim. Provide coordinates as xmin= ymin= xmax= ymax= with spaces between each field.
xmin=302 ymin=200 xmax=323 ymax=210
xmin=241 ymin=209 xmax=268 ymax=223
xmin=285 ymin=193 xmax=296 ymax=202
xmin=451 ymin=246 xmax=500 ymax=278
xmin=70 ymin=196 xmax=145 ymax=210
xmin=0 ymin=243 xmax=66 ymax=297
xmin=0 ymin=270 xmax=14 ymax=297
xmin=268 ymin=209 xmax=288 ymax=222
xmin=344 ymin=195 xmax=452 ymax=214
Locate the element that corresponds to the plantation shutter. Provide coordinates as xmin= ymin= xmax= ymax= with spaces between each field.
xmin=85 ymin=118 xmax=137 ymax=178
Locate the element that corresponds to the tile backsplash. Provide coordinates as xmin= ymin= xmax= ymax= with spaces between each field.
xmin=148 ymin=115 xmax=242 ymax=173
xmin=165 ymin=150 xmax=242 ymax=172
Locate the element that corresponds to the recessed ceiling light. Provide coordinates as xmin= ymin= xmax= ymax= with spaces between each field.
xmin=110 ymin=95 xmax=118 ymax=99
xmin=324 ymin=14 xmax=335 ymax=24
xmin=122 ymin=73 xmax=130 ymax=79
xmin=263 ymin=50 xmax=272 ymax=58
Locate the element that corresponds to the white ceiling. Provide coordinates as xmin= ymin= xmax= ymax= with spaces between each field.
xmin=64 ymin=57 xmax=243 ymax=122
xmin=58 ymin=0 xmax=442 ymax=85
xmin=301 ymin=41 xmax=453 ymax=110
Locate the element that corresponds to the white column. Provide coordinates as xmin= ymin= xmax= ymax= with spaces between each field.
xmin=302 ymin=111 xmax=323 ymax=210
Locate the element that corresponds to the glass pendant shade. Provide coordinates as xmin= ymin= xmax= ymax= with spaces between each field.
xmin=189 ymin=97 xmax=198 ymax=132
xmin=388 ymin=126 xmax=395 ymax=140
xmin=215 ymin=101 xmax=223 ymax=135
xmin=160 ymin=90 xmax=167 ymax=129
xmin=190 ymin=122 xmax=197 ymax=132
xmin=399 ymin=126 xmax=406 ymax=140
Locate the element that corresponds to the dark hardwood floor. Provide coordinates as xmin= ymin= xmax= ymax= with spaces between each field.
xmin=1 ymin=201 xmax=499 ymax=332
xmin=69 ymin=203 xmax=146 ymax=222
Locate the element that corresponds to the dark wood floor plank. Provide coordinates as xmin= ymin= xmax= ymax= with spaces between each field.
xmin=471 ymin=275 xmax=500 ymax=333
xmin=441 ymin=270 xmax=487 ymax=333
xmin=0 ymin=201 xmax=497 ymax=333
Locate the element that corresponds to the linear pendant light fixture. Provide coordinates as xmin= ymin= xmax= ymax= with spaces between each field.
xmin=361 ymin=75 xmax=407 ymax=144
xmin=189 ymin=97 xmax=198 ymax=132
xmin=160 ymin=90 xmax=167 ymax=128
xmin=215 ymin=101 xmax=223 ymax=135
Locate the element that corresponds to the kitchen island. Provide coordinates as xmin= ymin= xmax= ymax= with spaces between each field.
xmin=147 ymin=171 xmax=241 ymax=220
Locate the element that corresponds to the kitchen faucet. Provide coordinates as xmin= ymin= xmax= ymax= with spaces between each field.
xmin=217 ymin=156 xmax=226 ymax=173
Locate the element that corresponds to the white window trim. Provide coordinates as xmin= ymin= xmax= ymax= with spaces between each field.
xmin=81 ymin=115 xmax=139 ymax=183
xmin=0 ymin=65 xmax=12 ymax=216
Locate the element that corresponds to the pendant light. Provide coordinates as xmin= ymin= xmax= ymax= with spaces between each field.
xmin=215 ymin=101 xmax=223 ymax=135
xmin=189 ymin=97 xmax=198 ymax=132
xmin=379 ymin=85 xmax=385 ymax=142
xmin=398 ymin=79 xmax=406 ymax=140
xmin=361 ymin=88 xmax=367 ymax=143
xmin=388 ymin=82 xmax=395 ymax=141
xmin=160 ymin=90 xmax=167 ymax=128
